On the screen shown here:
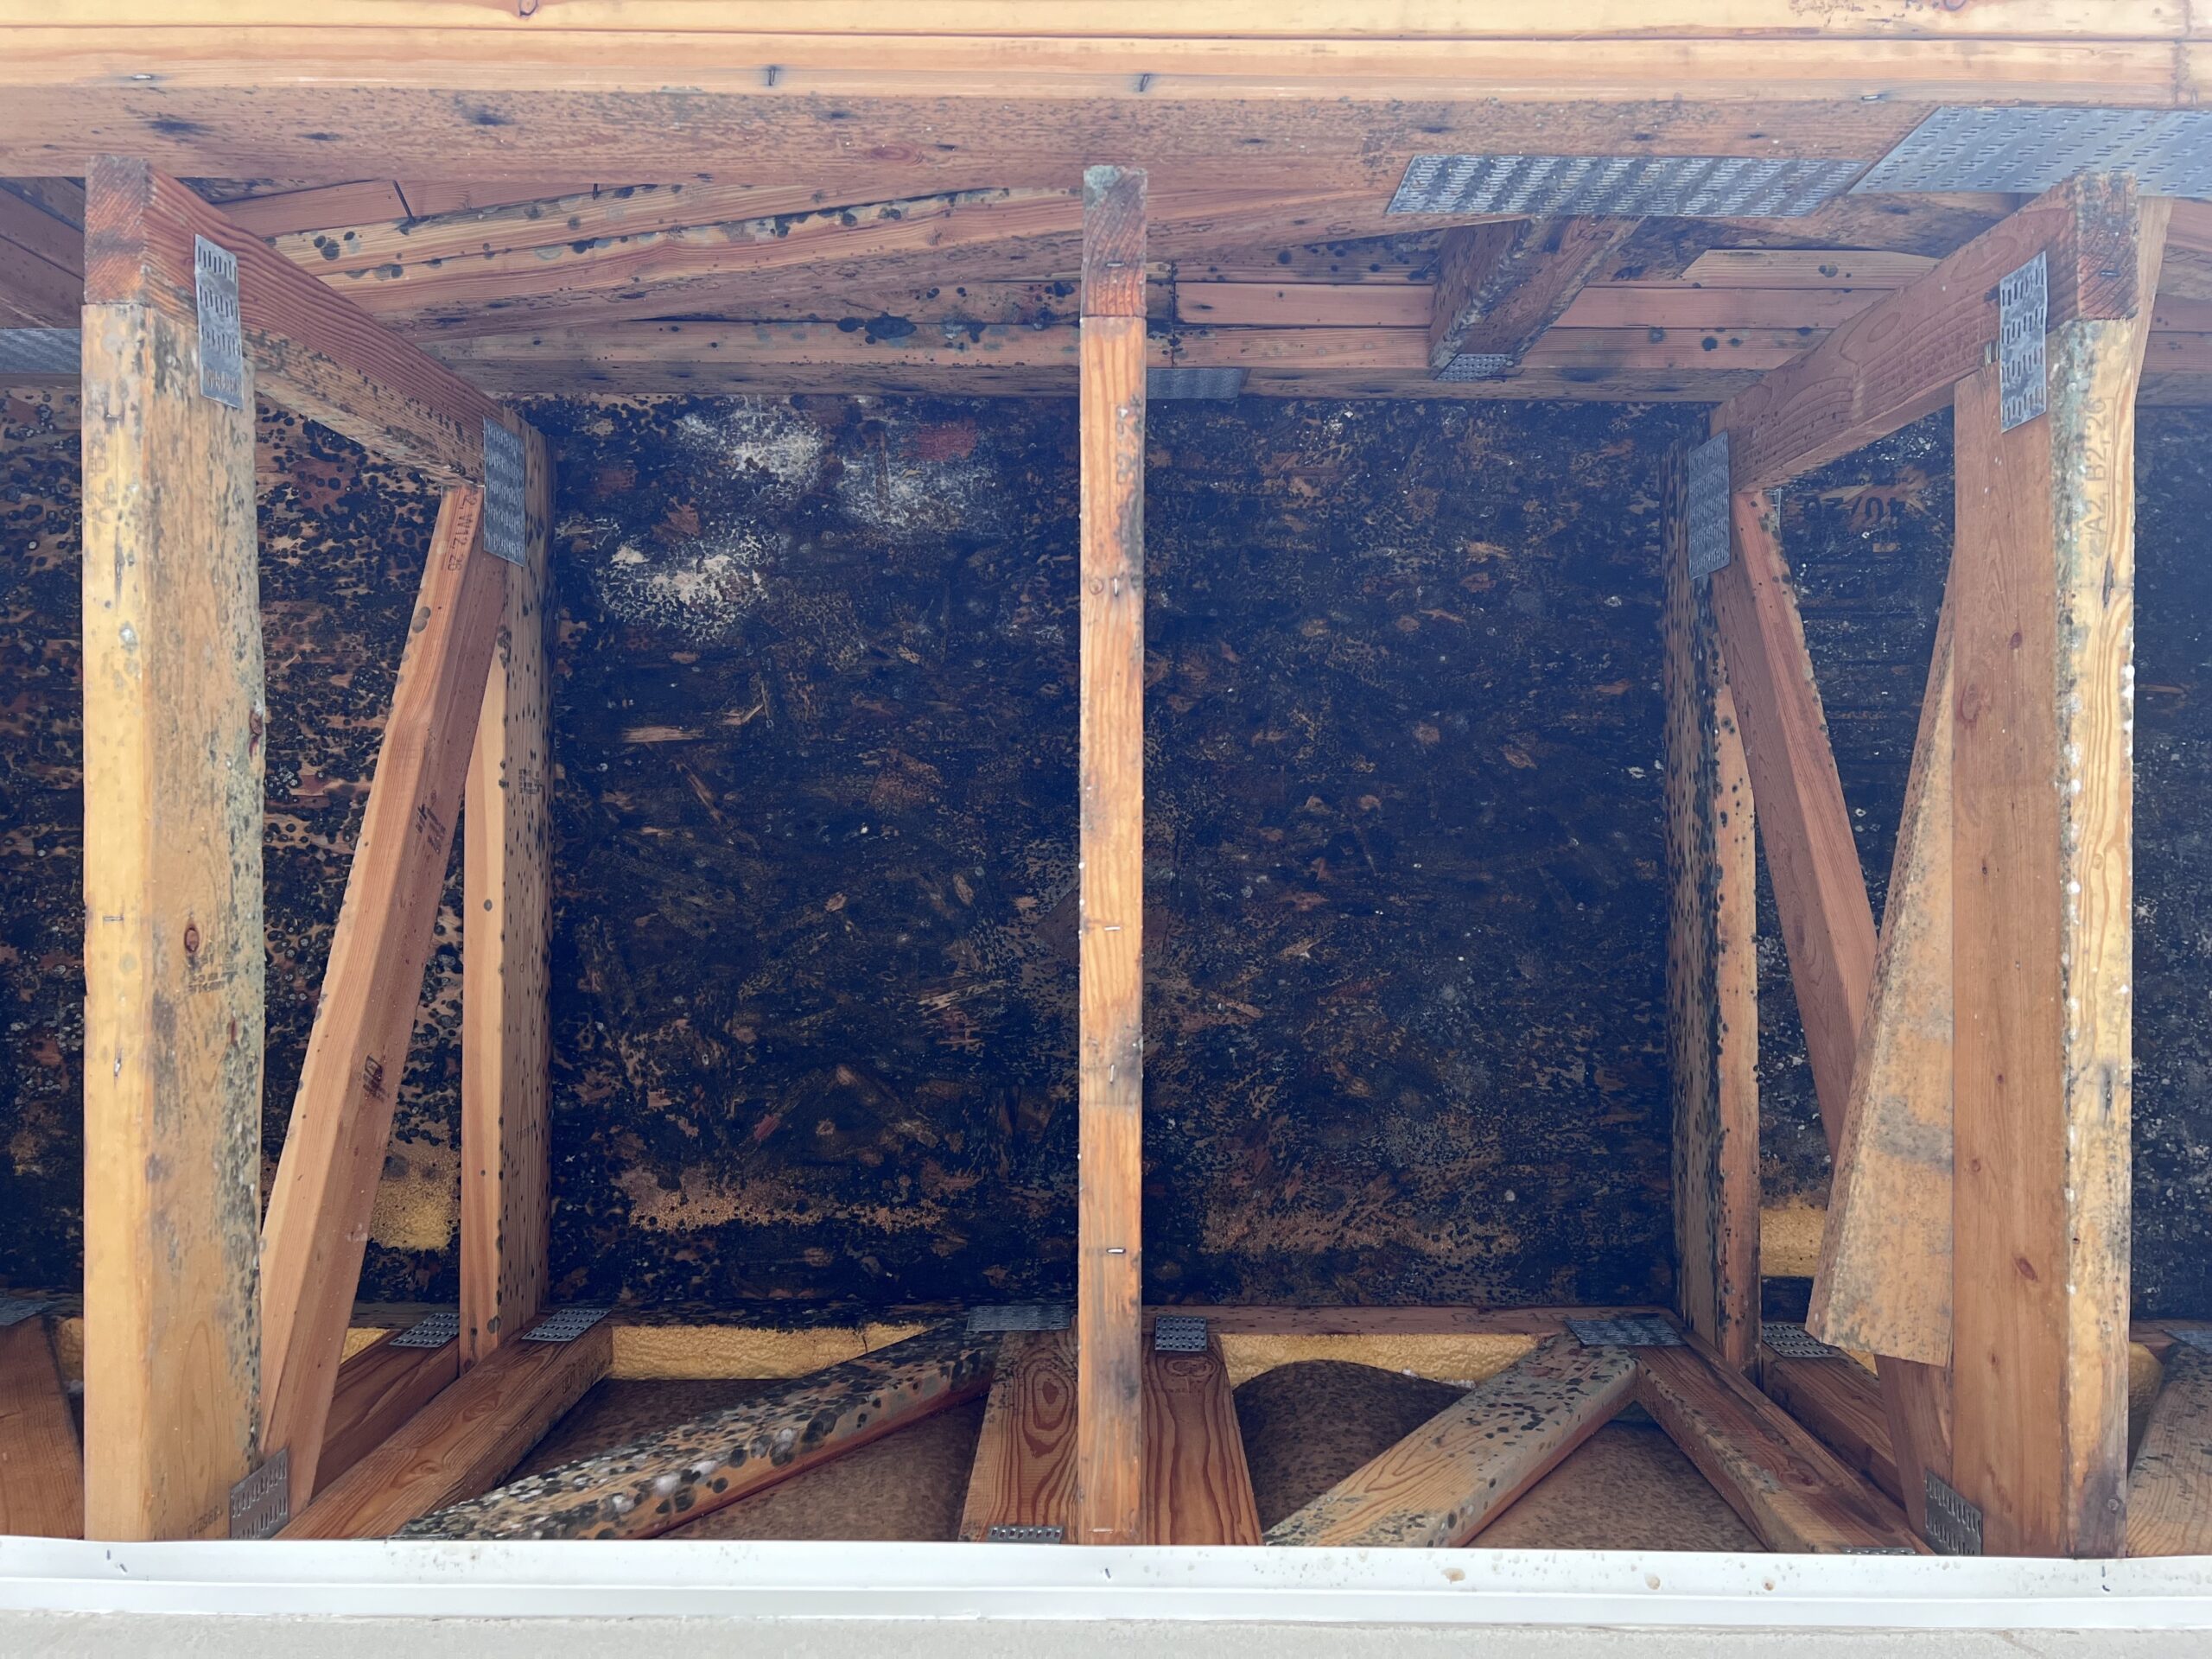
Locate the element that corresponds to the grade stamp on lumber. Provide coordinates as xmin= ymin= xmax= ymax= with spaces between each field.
xmin=1264 ymin=1337 xmax=1636 ymax=1548
xmin=401 ymin=1323 xmax=997 ymax=1541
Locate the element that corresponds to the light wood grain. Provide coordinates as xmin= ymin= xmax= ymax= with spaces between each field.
xmin=958 ymin=1329 xmax=1079 ymax=1541
xmin=316 ymin=1329 xmax=461 ymax=1496
xmin=0 ymin=1319 xmax=82 ymax=1536
xmin=1637 ymin=1344 xmax=1921 ymax=1553
xmin=1428 ymin=217 xmax=1641 ymax=372
xmin=0 ymin=185 xmax=79 ymax=326
xmin=1662 ymin=445 xmax=1758 ymax=1372
xmin=1076 ymin=163 xmax=1147 ymax=1550
xmin=283 ymin=1319 xmax=610 ymax=1539
xmin=79 ymin=237 xmax=264 ymax=1540
xmin=1758 ymin=1343 xmax=1901 ymax=1506
xmin=1143 ymin=1334 xmax=1261 ymax=1546
xmin=260 ymin=486 xmax=507 ymax=1503
xmin=461 ymin=426 xmax=552 ymax=1365
xmin=1265 ymin=1337 xmax=1637 ymax=1548
xmin=2127 ymin=1347 xmax=2212 ymax=1556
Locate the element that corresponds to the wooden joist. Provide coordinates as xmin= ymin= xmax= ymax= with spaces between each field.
xmin=1265 ymin=1337 xmax=1637 ymax=1548
xmin=1948 ymin=194 xmax=2165 ymax=1557
xmin=0 ymin=1319 xmax=82 ymax=1537
xmin=0 ymin=182 xmax=80 ymax=327
xmin=1808 ymin=596 xmax=1955 ymax=1367
xmin=1718 ymin=175 xmax=2150 ymax=493
xmin=81 ymin=158 xmax=518 ymax=484
xmin=397 ymin=1324 xmax=996 ymax=1541
xmin=461 ymin=425 xmax=554 ymax=1364
xmin=79 ymin=219 xmax=264 ymax=1539
xmin=958 ymin=1329 xmax=1079 ymax=1542
xmin=1635 ymin=1344 xmax=1921 ymax=1554
xmin=283 ymin=1317 xmax=610 ymax=1540
xmin=316 ymin=1328 xmax=462 ymax=1497
xmin=2127 ymin=1346 xmax=2212 ymax=1557
xmin=259 ymin=486 xmax=508 ymax=1504
xmin=1076 ymin=163 xmax=1147 ymax=1550
xmin=1144 ymin=1332 xmax=1262 ymax=1546
xmin=1427 ymin=217 xmax=1641 ymax=374
xmin=1758 ymin=1339 xmax=1903 ymax=1508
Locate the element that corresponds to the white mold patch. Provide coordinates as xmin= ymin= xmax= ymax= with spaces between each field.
xmin=586 ymin=517 xmax=789 ymax=645
xmin=669 ymin=400 xmax=830 ymax=505
xmin=832 ymin=412 xmax=1005 ymax=543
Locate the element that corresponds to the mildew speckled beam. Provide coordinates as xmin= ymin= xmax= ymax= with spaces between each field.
xmin=1262 ymin=1338 xmax=1636 ymax=1548
xmin=82 ymin=156 xmax=522 ymax=484
xmin=397 ymin=1323 xmax=998 ymax=1541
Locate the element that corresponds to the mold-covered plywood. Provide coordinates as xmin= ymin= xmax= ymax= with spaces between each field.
xmin=531 ymin=394 xmax=1693 ymax=1312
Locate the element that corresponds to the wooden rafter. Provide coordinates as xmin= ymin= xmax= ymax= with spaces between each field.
xmin=316 ymin=1327 xmax=462 ymax=1496
xmin=260 ymin=486 xmax=508 ymax=1506
xmin=1264 ymin=1338 xmax=1637 ymax=1548
xmin=2128 ymin=1346 xmax=2212 ymax=1557
xmin=1075 ymin=162 xmax=1147 ymax=1550
xmin=959 ymin=1329 xmax=1079 ymax=1542
xmin=0 ymin=181 xmax=80 ymax=326
xmin=1427 ymin=217 xmax=1641 ymax=374
xmin=0 ymin=1318 xmax=82 ymax=1537
xmin=1757 ymin=1338 xmax=1903 ymax=1508
xmin=283 ymin=1317 xmax=611 ymax=1540
xmin=396 ymin=1324 xmax=997 ymax=1541
xmin=1143 ymin=1330 xmax=1262 ymax=1546
xmin=82 ymin=159 xmax=519 ymax=484
xmin=79 ymin=165 xmax=264 ymax=1539
xmin=461 ymin=425 xmax=554 ymax=1365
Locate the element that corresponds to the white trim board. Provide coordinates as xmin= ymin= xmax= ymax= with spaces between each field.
xmin=0 ymin=1539 xmax=2209 ymax=1629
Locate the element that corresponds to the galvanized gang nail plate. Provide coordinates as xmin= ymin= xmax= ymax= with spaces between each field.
xmin=1147 ymin=365 xmax=1247 ymax=402
xmin=1761 ymin=1321 xmax=1847 ymax=1361
xmin=1853 ymin=106 xmax=2212 ymax=200
xmin=481 ymin=417 xmax=526 ymax=566
xmin=1389 ymin=154 xmax=1864 ymax=219
xmin=193 ymin=235 xmax=244 ymax=411
xmin=1436 ymin=353 xmax=1517 ymax=383
xmin=389 ymin=1308 xmax=461 ymax=1349
xmin=1924 ymin=1469 xmax=1985 ymax=1557
xmin=986 ymin=1523 xmax=1065 ymax=1543
xmin=229 ymin=1448 xmax=290 ymax=1541
xmin=1153 ymin=1315 xmax=1210 ymax=1354
xmin=0 ymin=328 xmax=80 ymax=376
xmin=1566 ymin=1315 xmax=1684 ymax=1349
xmin=522 ymin=1306 xmax=609 ymax=1343
xmin=1999 ymin=252 xmax=2049 ymax=434
xmin=1686 ymin=431 xmax=1733 ymax=582
xmin=966 ymin=1303 xmax=1073 ymax=1334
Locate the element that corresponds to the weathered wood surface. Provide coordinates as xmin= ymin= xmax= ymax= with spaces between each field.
xmin=2127 ymin=1346 xmax=2212 ymax=1557
xmin=1662 ymin=444 xmax=1758 ymax=1371
xmin=260 ymin=486 xmax=507 ymax=1502
xmin=958 ymin=1329 xmax=1078 ymax=1541
xmin=1758 ymin=1341 xmax=1901 ymax=1506
xmin=1808 ymin=595 xmax=1954 ymax=1365
xmin=0 ymin=1318 xmax=81 ymax=1536
xmin=399 ymin=1323 xmax=995 ymax=1541
xmin=1635 ymin=1343 xmax=1920 ymax=1553
xmin=1143 ymin=1333 xmax=1262 ymax=1546
xmin=79 ymin=281 xmax=264 ymax=1540
xmin=1949 ymin=198 xmax=2164 ymax=1558
xmin=0 ymin=184 xmax=79 ymax=327
xmin=1264 ymin=1337 xmax=1636 ymax=1548
xmin=461 ymin=424 xmax=553 ymax=1363
xmin=1428 ymin=218 xmax=1642 ymax=373
xmin=316 ymin=1328 xmax=462 ymax=1497
xmin=283 ymin=1317 xmax=610 ymax=1539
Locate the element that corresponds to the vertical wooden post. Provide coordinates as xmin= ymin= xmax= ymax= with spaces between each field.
xmin=1074 ymin=162 xmax=1147 ymax=1547
xmin=461 ymin=426 xmax=554 ymax=1366
xmin=1661 ymin=448 xmax=1759 ymax=1371
xmin=1949 ymin=188 xmax=2164 ymax=1557
xmin=79 ymin=156 xmax=265 ymax=1538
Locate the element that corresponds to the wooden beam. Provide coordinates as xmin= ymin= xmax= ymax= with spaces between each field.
xmin=0 ymin=184 xmax=80 ymax=327
xmin=1428 ymin=217 xmax=1640 ymax=373
xmin=1636 ymin=1344 xmax=1922 ymax=1553
xmin=81 ymin=158 xmax=517 ymax=483
xmin=1076 ymin=162 xmax=1147 ymax=1550
xmin=958 ymin=1329 xmax=1079 ymax=1542
xmin=1808 ymin=597 xmax=1955 ymax=1367
xmin=259 ymin=485 xmax=508 ymax=1505
xmin=1264 ymin=1337 xmax=1637 ymax=1548
xmin=1144 ymin=1332 xmax=1261 ymax=1546
xmin=80 ymin=227 xmax=263 ymax=1540
xmin=0 ymin=1319 xmax=82 ymax=1537
xmin=1758 ymin=1339 xmax=1903 ymax=1507
xmin=1948 ymin=192 xmax=2164 ymax=1558
xmin=282 ymin=1318 xmax=610 ymax=1539
xmin=1719 ymin=175 xmax=2149 ymax=493
xmin=217 ymin=179 xmax=409 ymax=238
xmin=1662 ymin=446 xmax=1759 ymax=1372
xmin=2127 ymin=1346 xmax=2212 ymax=1557
xmin=315 ymin=1328 xmax=462 ymax=1497
xmin=396 ymin=1324 xmax=996 ymax=1541
xmin=461 ymin=426 xmax=553 ymax=1366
